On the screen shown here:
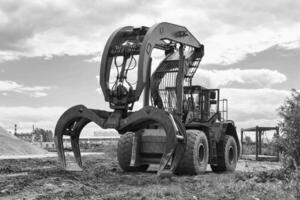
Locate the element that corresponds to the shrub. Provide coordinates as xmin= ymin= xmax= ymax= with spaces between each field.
xmin=278 ymin=89 xmax=300 ymax=169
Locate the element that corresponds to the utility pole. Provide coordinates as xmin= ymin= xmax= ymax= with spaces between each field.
xmin=14 ymin=124 xmax=17 ymax=136
xmin=31 ymin=125 xmax=35 ymax=143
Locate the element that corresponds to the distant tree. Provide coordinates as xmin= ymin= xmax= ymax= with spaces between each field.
xmin=278 ymin=89 xmax=300 ymax=168
xmin=33 ymin=128 xmax=54 ymax=142
xmin=244 ymin=136 xmax=253 ymax=145
xmin=32 ymin=132 xmax=42 ymax=142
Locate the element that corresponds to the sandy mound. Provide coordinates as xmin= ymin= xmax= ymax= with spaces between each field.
xmin=0 ymin=127 xmax=48 ymax=156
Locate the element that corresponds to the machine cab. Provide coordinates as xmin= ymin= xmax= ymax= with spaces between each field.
xmin=182 ymin=85 xmax=228 ymax=123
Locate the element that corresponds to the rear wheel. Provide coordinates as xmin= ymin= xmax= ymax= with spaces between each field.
xmin=117 ymin=132 xmax=149 ymax=172
xmin=175 ymin=130 xmax=209 ymax=175
xmin=211 ymin=135 xmax=238 ymax=172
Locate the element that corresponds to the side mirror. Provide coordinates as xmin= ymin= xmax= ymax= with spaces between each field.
xmin=210 ymin=91 xmax=216 ymax=100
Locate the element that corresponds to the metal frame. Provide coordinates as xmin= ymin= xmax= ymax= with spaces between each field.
xmin=240 ymin=126 xmax=279 ymax=162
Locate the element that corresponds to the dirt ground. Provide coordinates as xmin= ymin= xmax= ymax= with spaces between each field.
xmin=0 ymin=152 xmax=299 ymax=200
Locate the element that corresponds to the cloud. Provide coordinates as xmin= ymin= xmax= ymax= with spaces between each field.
xmin=29 ymin=92 xmax=48 ymax=98
xmin=0 ymin=80 xmax=52 ymax=97
xmin=193 ymin=68 xmax=287 ymax=88
xmin=221 ymin=88 xmax=290 ymax=131
xmin=84 ymin=53 xmax=101 ymax=63
xmin=0 ymin=106 xmax=66 ymax=132
xmin=0 ymin=0 xmax=299 ymax=64
xmin=202 ymin=24 xmax=300 ymax=64
xmin=95 ymin=75 xmax=102 ymax=95
xmin=196 ymin=0 xmax=300 ymax=28
xmin=0 ymin=0 xmax=158 ymax=61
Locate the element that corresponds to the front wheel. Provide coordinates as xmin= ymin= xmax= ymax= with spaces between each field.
xmin=175 ymin=129 xmax=209 ymax=175
xmin=117 ymin=132 xmax=149 ymax=172
xmin=211 ymin=135 xmax=238 ymax=172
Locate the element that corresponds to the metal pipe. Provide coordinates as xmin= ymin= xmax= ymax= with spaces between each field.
xmin=241 ymin=129 xmax=244 ymax=155
xmin=255 ymin=126 xmax=258 ymax=160
xmin=176 ymin=44 xmax=185 ymax=117
xmin=143 ymin=58 xmax=152 ymax=106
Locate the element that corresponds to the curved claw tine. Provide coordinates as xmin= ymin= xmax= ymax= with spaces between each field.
xmin=55 ymin=132 xmax=66 ymax=169
xmin=66 ymin=135 xmax=82 ymax=171
xmin=56 ymin=118 xmax=89 ymax=171
xmin=67 ymin=118 xmax=90 ymax=171
xmin=170 ymin=115 xmax=187 ymax=172
xmin=158 ymin=150 xmax=175 ymax=172
xmin=55 ymin=124 xmax=83 ymax=171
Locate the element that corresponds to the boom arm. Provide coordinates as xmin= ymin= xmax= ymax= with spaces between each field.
xmin=100 ymin=22 xmax=204 ymax=112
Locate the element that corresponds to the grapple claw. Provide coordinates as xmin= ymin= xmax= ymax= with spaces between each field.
xmin=55 ymin=105 xmax=109 ymax=170
xmin=55 ymin=104 xmax=186 ymax=174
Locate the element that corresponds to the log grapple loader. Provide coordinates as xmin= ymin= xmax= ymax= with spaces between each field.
xmin=55 ymin=22 xmax=240 ymax=175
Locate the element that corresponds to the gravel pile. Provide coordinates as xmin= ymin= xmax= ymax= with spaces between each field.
xmin=0 ymin=127 xmax=47 ymax=156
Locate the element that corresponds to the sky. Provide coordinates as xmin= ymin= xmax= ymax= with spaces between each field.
xmin=0 ymin=0 xmax=299 ymax=136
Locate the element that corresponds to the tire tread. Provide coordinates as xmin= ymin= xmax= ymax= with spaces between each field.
xmin=117 ymin=132 xmax=148 ymax=172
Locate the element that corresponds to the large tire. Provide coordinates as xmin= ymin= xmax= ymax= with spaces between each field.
xmin=175 ymin=130 xmax=209 ymax=175
xmin=117 ymin=132 xmax=149 ymax=172
xmin=211 ymin=135 xmax=238 ymax=172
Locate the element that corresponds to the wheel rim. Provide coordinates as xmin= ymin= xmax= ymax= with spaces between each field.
xmin=228 ymin=146 xmax=234 ymax=164
xmin=198 ymin=144 xmax=205 ymax=163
